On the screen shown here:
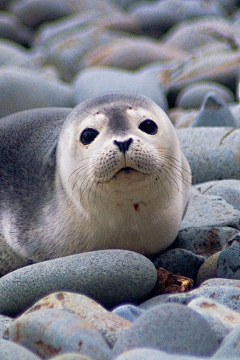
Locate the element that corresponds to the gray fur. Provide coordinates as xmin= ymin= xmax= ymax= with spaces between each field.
xmin=0 ymin=108 xmax=71 ymax=274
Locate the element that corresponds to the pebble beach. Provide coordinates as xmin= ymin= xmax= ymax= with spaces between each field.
xmin=2 ymin=0 xmax=240 ymax=359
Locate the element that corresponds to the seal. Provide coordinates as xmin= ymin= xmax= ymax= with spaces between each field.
xmin=0 ymin=94 xmax=191 ymax=275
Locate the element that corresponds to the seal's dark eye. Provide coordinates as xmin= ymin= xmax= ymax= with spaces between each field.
xmin=80 ymin=128 xmax=99 ymax=145
xmin=139 ymin=119 xmax=158 ymax=135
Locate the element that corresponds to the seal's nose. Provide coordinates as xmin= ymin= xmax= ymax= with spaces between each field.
xmin=114 ymin=138 xmax=133 ymax=153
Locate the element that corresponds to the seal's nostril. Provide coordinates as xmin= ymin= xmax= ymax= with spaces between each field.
xmin=114 ymin=138 xmax=133 ymax=153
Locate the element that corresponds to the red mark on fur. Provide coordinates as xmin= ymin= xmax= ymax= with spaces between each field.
xmin=134 ymin=203 xmax=139 ymax=211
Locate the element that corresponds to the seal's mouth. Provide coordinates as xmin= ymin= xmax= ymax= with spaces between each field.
xmin=117 ymin=167 xmax=137 ymax=174
xmin=112 ymin=167 xmax=138 ymax=179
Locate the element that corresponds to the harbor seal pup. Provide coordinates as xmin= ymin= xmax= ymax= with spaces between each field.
xmin=0 ymin=94 xmax=191 ymax=275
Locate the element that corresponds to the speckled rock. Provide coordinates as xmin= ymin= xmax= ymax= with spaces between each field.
xmin=113 ymin=348 xmax=212 ymax=360
xmin=0 ymin=339 xmax=40 ymax=360
xmin=49 ymin=355 xmax=92 ymax=360
xmin=191 ymin=92 xmax=237 ymax=127
xmin=213 ymin=327 xmax=240 ymax=358
xmin=73 ymin=67 xmax=167 ymax=110
xmin=0 ymin=315 xmax=13 ymax=338
xmin=0 ymin=250 xmax=157 ymax=316
xmin=176 ymin=81 xmax=234 ymax=109
xmin=0 ymin=67 xmax=73 ymax=117
xmin=181 ymin=194 xmax=240 ymax=230
xmin=112 ymin=305 xmax=145 ymax=322
xmin=188 ymin=297 xmax=240 ymax=342
xmin=177 ymin=128 xmax=240 ymax=184
xmin=141 ymin=278 xmax=240 ymax=312
xmin=217 ymin=232 xmax=240 ymax=279
xmin=153 ymin=248 xmax=205 ymax=282
xmin=139 ymin=292 xmax=196 ymax=310
xmin=201 ymin=278 xmax=240 ymax=288
xmin=8 ymin=308 xmax=111 ymax=360
xmin=196 ymin=252 xmax=220 ymax=285
xmin=173 ymin=226 xmax=238 ymax=258
xmin=25 ymin=292 xmax=131 ymax=347
xmin=190 ymin=285 xmax=240 ymax=312
xmin=112 ymin=303 xmax=219 ymax=357
xmin=195 ymin=179 xmax=240 ymax=211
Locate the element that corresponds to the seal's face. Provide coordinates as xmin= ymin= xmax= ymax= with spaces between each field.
xmin=79 ymin=106 xmax=160 ymax=185
xmin=58 ymin=94 xmax=190 ymax=211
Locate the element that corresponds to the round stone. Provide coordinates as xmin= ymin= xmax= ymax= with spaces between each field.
xmin=176 ymin=81 xmax=234 ymax=109
xmin=177 ymin=128 xmax=240 ymax=184
xmin=217 ymin=233 xmax=240 ymax=279
xmin=0 ymin=339 xmax=40 ymax=360
xmin=153 ymin=248 xmax=205 ymax=282
xmin=8 ymin=308 xmax=111 ymax=360
xmin=112 ymin=303 xmax=219 ymax=357
xmin=191 ymin=92 xmax=237 ymax=128
xmin=0 ymin=250 xmax=157 ymax=316
xmin=196 ymin=252 xmax=220 ymax=285
xmin=0 ymin=67 xmax=73 ymax=118
xmin=73 ymin=67 xmax=167 ymax=111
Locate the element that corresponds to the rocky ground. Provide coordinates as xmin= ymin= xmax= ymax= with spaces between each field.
xmin=1 ymin=0 xmax=240 ymax=359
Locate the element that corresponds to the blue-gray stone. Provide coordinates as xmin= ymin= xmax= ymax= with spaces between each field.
xmin=0 ymin=40 xmax=29 ymax=67
xmin=139 ymin=292 xmax=197 ymax=310
xmin=191 ymin=92 xmax=237 ymax=128
xmin=113 ymin=348 xmax=209 ymax=360
xmin=130 ymin=0 xmax=224 ymax=35
xmin=0 ymin=250 xmax=157 ymax=316
xmin=9 ymin=0 xmax=114 ymax=27
xmin=164 ymin=17 xmax=233 ymax=52
xmin=195 ymin=180 xmax=240 ymax=211
xmin=181 ymin=194 xmax=240 ymax=230
xmin=213 ymin=327 xmax=240 ymax=358
xmin=153 ymin=248 xmax=205 ymax=282
xmin=173 ymin=226 xmax=238 ymax=258
xmin=49 ymin=354 xmax=92 ymax=360
xmin=176 ymin=82 xmax=234 ymax=109
xmin=201 ymin=278 xmax=240 ymax=288
xmin=9 ymin=308 xmax=111 ymax=360
xmin=112 ymin=305 xmax=145 ymax=322
xmin=0 ymin=12 xmax=32 ymax=46
xmin=0 ymin=67 xmax=73 ymax=117
xmin=217 ymin=232 xmax=240 ymax=279
xmin=190 ymin=285 xmax=240 ymax=312
xmin=188 ymin=297 xmax=239 ymax=343
xmin=73 ymin=67 xmax=167 ymax=110
xmin=112 ymin=303 xmax=219 ymax=357
xmin=0 ymin=315 xmax=13 ymax=338
xmin=42 ymin=27 xmax=121 ymax=82
xmin=177 ymin=127 xmax=240 ymax=184
xmin=0 ymin=339 xmax=40 ymax=360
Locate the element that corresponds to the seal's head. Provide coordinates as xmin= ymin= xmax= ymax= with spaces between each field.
xmin=57 ymin=93 xmax=191 ymax=254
